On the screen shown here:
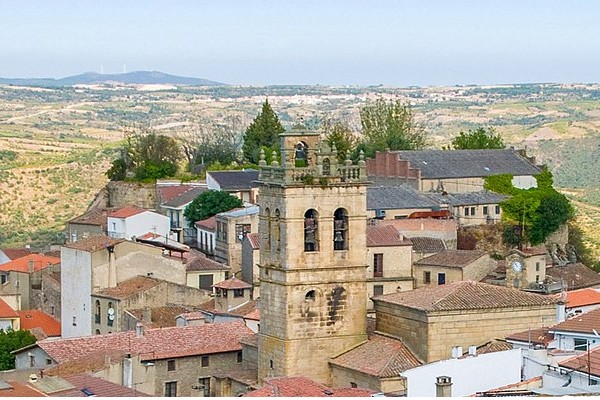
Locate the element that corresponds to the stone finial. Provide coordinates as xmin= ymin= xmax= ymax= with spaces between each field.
xmin=331 ymin=143 xmax=337 ymax=155
xmin=358 ymin=150 xmax=366 ymax=166
xmin=345 ymin=152 xmax=352 ymax=166
xmin=271 ymin=151 xmax=279 ymax=166
xmin=259 ymin=148 xmax=267 ymax=166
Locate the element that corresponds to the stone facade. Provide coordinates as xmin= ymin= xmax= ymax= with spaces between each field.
xmin=107 ymin=181 xmax=157 ymax=209
xmin=413 ymin=252 xmax=493 ymax=288
xmin=366 ymin=243 xmax=413 ymax=309
xmin=330 ymin=365 xmax=406 ymax=395
xmin=214 ymin=207 xmax=259 ymax=275
xmin=257 ymin=131 xmax=369 ymax=385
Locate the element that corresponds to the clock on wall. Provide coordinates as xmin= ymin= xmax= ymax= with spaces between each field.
xmin=511 ymin=260 xmax=523 ymax=272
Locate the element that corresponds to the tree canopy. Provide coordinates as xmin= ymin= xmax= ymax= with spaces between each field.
xmin=107 ymin=130 xmax=181 ymax=181
xmin=242 ymin=99 xmax=285 ymax=164
xmin=0 ymin=329 xmax=36 ymax=371
xmin=322 ymin=120 xmax=357 ymax=163
xmin=451 ymin=127 xmax=505 ymax=150
xmin=184 ymin=190 xmax=244 ymax=227
xmin=357 ymin=98 xmax=427 ymax=158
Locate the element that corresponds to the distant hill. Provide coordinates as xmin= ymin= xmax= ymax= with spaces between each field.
xmin=0 ymin=71 xmax=225 ymax=87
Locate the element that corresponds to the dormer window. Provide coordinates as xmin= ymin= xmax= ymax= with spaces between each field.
xmin=304 ymin=209 xmax=319 ymax=252
xmin=333 ymin=208 xmax=349 ymax=250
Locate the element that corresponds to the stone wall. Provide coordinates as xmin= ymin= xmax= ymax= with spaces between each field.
xmin=107 ymin=181 xmax=157 ymax=209
xmin=41 ymin=269 xmax=61 ymax=320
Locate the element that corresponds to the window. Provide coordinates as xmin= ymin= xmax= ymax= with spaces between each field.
xmin=46 ymin=359 xmax=52 ymax=365
xmin=304 ymin=209 xmax=319 ymax=252
xmin=95 ymin=300 xmax=101 ymax=324
xmin=107 ymin=302 xmax=114 ymax=327
xmin=217 ymin=222 xmax=227 ymax=241
xmin=323 ymin=158 xmax=331 ymax=176
xmin=237 ymin=351 xmax=243 ymax=363
xmin=350 ymin=382 xmax=358 ymax=388
xmin=305 ymin=290 xmax=316 ymax=301
xmin=50 ymin=306 xmax=55 ymax=316
xmin=495 ymin=205 xmax=501 ymax=215
xmin=574 ymin=338 xmax=588 ymax=351
xmin=483 ymin=206 xmax=489 ymax=215
xmin=29 ymin=355 xmax=35 ymax=367
xmin=234 ymin=289 xmax=244 ymax=298
xmin=333 ymin=208 xmax=349 ymax=250
xmin=274 ymin=209 xmax=281 ymax=251
xmin=95 ymin=329 xmax=100 ymax=335
xmin=72 ymin=316 xmax=77 ymax=326
xmin=464 ymin=207 xmax=470 ymax=216
xmin=470 ymin=207 xmax=476 ymax=216
xmin=167 ymin=359 xmax=176 ymax=371
xmin=373 ymin=254 xmax=384 ymax=277
xmin=295 ymin=141 xmax=308 ymax=166
xmin=199 ymin=275 xmax=214 ymax=291
xmin=373 ymin=285 xmax=384 ymax=297
xmin=269 ymin=360 xmax=274 ymax=369
xmin=536 ymin=262 xmax=540 ymax=271
xmin=198 ymin=378 xmax=210 ymax=397
xmin=165 ymin=381 xmax=177 ymax=397
xmin=536 ymin=275 xmax=540 ymax=283
xmin=201 ymin=356 xmax=209 ymax=367
xmin=235 ymin=224 xmax=251 ymax=242
xmin=0 ymin=273 xmax=7 ymax=284
xmin=438 ymin=273 xmax=446 ymax=285
xmin=424 ymin=271 xmax=431 ymax=284
xmin=264 ymin=208 xmax=271 ymax=251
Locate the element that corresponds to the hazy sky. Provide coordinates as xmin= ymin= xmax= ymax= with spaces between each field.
xmin=2 ymin=0 xmax=600 ymax=86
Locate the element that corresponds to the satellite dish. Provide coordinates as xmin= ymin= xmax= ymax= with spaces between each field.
xmin=108 ymin=314 xmax=115 ymax=321
xmin=108 ymin=308 xmax=115 ymax=315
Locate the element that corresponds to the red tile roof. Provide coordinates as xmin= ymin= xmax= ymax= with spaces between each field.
xmin=414 ymin=250 xmax=486 ymax=268
xmin=0 ymin=298 xmax=18 ymax=318
xmin=550 ymin=307 xmax=600 ymax=336
xmin=177 ymin=311 xmax=206 ymax=321
xmin=0 ymin=381 xmax=46 ymax=397
xmin=244 ymin=376 xmax=375 ymax=397
xmin=564 ymin=288 xmax=600 ymax=308
xmin=63 ymin=236 xmax=123 ymax=252
xmin=244 ymin=308 xmax=260 ymax=321
xmin=521 ymin=245 xmax=547 ymax=256
xmin=213 ymin=277 xmax=252 ymax=290
xmin=366 ymin=225 xmax=410 ymax=247
xmin=158 ymin=184 xmax=195 ymax=204
xmin=17 ymin=310 xmax=61 ymax=337
xmin=505 ymin=327 xmax=553 ymax=347
xmin=127 ymin=305 xmax=193 ymax=329
xmin=246 ymin=233 xmax=260 ymax=250
xmin=1 ymin=248 xmax=33 ymax=261
xmin=38 ymin=321 xmax=253 ymax=363
xmin=559 ymin=346 xmax=600 ymax=378
xmin=0 ymin=254 xmax=60 ymax=273
xmin=546 ymin=263 xmax=600 ymax=290
xmin=186 ymin=254 xmax=230 ymax=271
xmin=67 ymin=207 xmax=109 ymax=228
xmin=53 ymin=373 xmax=149 ymax=397
xmin=195 ymin=215 xmax=217 ymax=231
xmin=108 ymin=205 xmax=146 ymax=219
xmin=374 ymin=281 xmax=559 ymax=312
xmin=93 ymin=276 xmax=162 ymax=300
xmin=330 ymin=333 xmax=422 ymax=378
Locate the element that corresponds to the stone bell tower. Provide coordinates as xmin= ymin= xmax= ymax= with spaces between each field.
xmin=256 ymin=129 xmax=370 ymax=385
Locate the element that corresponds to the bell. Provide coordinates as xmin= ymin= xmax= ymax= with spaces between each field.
xmin=334 ymin=231 xmax=344 ymax=242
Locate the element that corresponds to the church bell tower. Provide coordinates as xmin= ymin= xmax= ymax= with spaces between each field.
xmin=256 ymin=130 xmax=369 ymax=385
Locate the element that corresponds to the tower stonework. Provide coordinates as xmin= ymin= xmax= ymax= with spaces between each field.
xmin=257 ymin=130 xmax=369 ymax=385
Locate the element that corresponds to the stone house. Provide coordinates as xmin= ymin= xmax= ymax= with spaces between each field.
xmin=195 ymin=216 xmax=217 ymax=256
xmin=413 ymin=250 xmax=494 ymax=288
xmin=365 ymin=225 xmax=413 ymax=309
xmin=124 ymin=305 xmax=195 ymax=331
xmin=214 ymin=205 xmax=259 ymax=275
xmin=366 ymin=149 xmax=540 ymax=193
xmin=66 ymin=208 xmax=110 ymax=243
xmin=373 ymin=281 xmax=560 ymax=363
xmin=91 ymin=275 xmax=211 ymax=334
xmin=409 ymin=236 xmax=447 ymax=262
xmin=206 ymin=170 xmax=260 ymax=204
xmin=185 ymin=252 xmax=230 ymax=292
xmin=499 ymin=247 xmax=549 ymax=291
xmin=159 ymin=186 xmax=206 ymax=244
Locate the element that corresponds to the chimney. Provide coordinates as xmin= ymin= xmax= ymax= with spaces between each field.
xmin=556 ymin=300 xmax=566 ymax=323
xmin=435 ymin=376 xmax=452 ymax=397
xmin=28 ymin=374 xmax=38 ymax=384
xmin=123 ymin=353 xmax=133 ymax=388
xmin=142 ymin=307 xmax=152 ymax=323
xmin=28 ymin=259 xmax=35 ymax=273
xmin=135 ymin=322 xmax=144 ymax=337
xmin=468 ymin=345 xmax=477 ymax=357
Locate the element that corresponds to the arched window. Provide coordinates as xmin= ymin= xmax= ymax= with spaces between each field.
xmin=333 ymin=208 xmax=349 ymax=250
xmin=95 ymin=300 xmax=101 ymax=324
xmin=295 ymin=142 xmax=308 ymax=167
xmin=322 ymin=158 xmax=331 ymax=176
xmin=264 ymin=208 xmax=271 ymax=252
xmin=305 ymin=290 xmax=316 ymax=301
xmin=274 ymin=209 xmax=281 ymax=251
xmin=107 ymin=301 xmax=114 ymax=327
xmin=304 ymin=209 xmax=319 ymax=252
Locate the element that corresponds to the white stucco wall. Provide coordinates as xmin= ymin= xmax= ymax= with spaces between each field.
xmin=61 ymin=246 xmax=92 ymax=338
xmin=109 ymin=211 xmax=170 ymax=240
xmin=402 ymin=349 xmax=522 ymax=397
xmin=512 ymin=175 xmax=538 ymax=190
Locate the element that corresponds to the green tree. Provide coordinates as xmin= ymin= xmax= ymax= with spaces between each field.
xmin=358 ymin=98 xmax=427 ymax=158
xmin=451 ymin=127 xmax=505 ymax=150
xmin=529 ymin=190 xmax=573 ymax=245
xmin=322 ymin=120 xmax=357 ymax=163
xmin=184 ymin=190 xmax=243 ymax=227
xmin=242 ymin=99 xmax=285 ymax=164
xmin=0 ymin=329 xmax=36 ymax=371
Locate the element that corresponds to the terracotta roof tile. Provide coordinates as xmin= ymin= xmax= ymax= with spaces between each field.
xmin=550 ymin=307 xmax=600 ymax=336
xmin=409 ymin=236 xmax=447 ymax=253
xmin=521 ymin=245 xmax=548 ymax=256
xmin=330 ymin=334 xmax=422 ymax=378
xmin=470 ymin=340 xmax=514 ymax=355
xmin=53 ymin=373 xmax=149 ymax=397
xmin=177 ymin=311 xmax=206 ymax=321
xmin=93 ymin=276 xmax=161 ymax=300
xmin=195 ymin=215 xmax=217 ymax=231
xmin=244 ymin=308 xmax=260 ymax=321
xmin=414 ymin=250 xmax=486 ymax=268
xmin=374 ymin=281 xmax=559 ymax=312
xmin=0 ymin=298 xmax=18 ymax=318
xmin=186 ymin=254 xmax=229 ymax=271
xmin=213 ymin=277 xmax=252 ymax=290
xmin=158 ymin=184 xmax=196 ymax=204
xmin=506 ymin=327 xmax=553 ymax=347
xmin=0 ymin=381 xmax=46 ymax=397
xmin=127 ymin=305 xmax=193 ymax=329
xmin=63 ymin=236 xmax=123 ymax=252
xmin=546 ymin=263 xmax=600 ymax=290
xmin=559 ymin=346 xmax=600 ymax=378
xmin=39 ymin=321 xmax=252 ymax=363
xmin=67 ymin=208 xmax=109 ymax=228
xmin=246 ymin=233 xmax=260 ymax=250
xmin=563 ymin=288 xmax=600 ymax=308
xmin=366 ymin=225 xmax=410 ymax=247
xmin=0 ymin=254 xmax=60 ymax=273
xmin=17 ymin=310 xmax=61 ymax=337
xmin=162 ymin=187 xmax=206 ymax=208
xmin=45 ymin=350 xmax=128 ymax=377
xmin=244 ymin=376 xmax=375 ymax=397
xmin=240 ymin=333 xmax=258 ymax=348
xmin=108 ymin=205 xmax=147 ymax=218
xmin=1 ymin=248 xmax=33 ymax=261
